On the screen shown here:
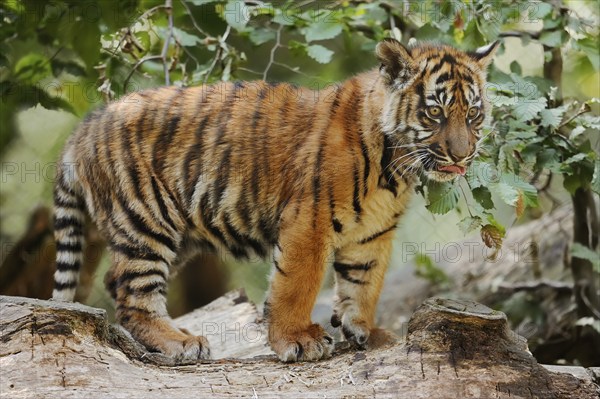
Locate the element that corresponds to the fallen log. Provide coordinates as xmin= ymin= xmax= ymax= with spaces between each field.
xmin=0 ymin=291 xmax=598 ymax=398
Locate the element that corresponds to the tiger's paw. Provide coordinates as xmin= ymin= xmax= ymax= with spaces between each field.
xmin=332 ymin=313 xmax=398 ymax=350
xmin=269 ymin=323 xmax=334 ymax=362
xmin=122 ymin=316 xmax=211 ymax=362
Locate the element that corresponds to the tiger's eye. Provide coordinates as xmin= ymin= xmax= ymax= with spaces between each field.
xmin=468 ymin=107 xmax=480 ymax=119
xmin=427 ymin=106 xmax=443 ymax=119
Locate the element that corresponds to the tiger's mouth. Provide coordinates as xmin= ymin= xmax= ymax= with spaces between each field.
xmin=437 ymin=164 xmax=467 ymax=175
xmin=421 ymin=155 xmax=469 ymax=182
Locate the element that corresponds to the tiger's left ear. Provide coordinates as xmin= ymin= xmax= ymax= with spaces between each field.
xmin=469 ymin=41 xmax=501 ymax=69
xmin=375 ymin=38 xmax=416 ymax=89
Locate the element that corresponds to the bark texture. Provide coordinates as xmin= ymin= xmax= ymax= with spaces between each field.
xmin=1 ymin=291 xmax=598 ymax=398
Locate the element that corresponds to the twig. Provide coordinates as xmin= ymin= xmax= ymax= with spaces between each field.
xmin=458 ymin=181 xmax=474 ymax=218
xmin=272 ymin=61 xmax=330 ymax=82
xmin=499 ymin=31 xmax=541 ymax=39
xmin=237 ymin=67 xmax=263 ymax=76
xmin=123 ymin=55 xmax=163 ymax=90
xmin=110 ymin=6 xmax=166 ymax=57
xmin=179 ymin=0 xmax=209 ymax=37
xmin=204 ymin=25 xmax=231 ymax=84
xmin=580 ymin=285 xmax=600 ymax=319
xmin=558 ymin=103 xmax=591 ymax=129
xmin=161 ymin=0 xmax=174 ymax=86
xmin=121 ymin=1 xmax=174 ymax=90
xmin=263 ymin=25 xmax=283 ymax=81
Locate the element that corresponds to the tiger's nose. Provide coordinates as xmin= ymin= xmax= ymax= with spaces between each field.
xmin=446 ymin=140 xmax=471 ymax=162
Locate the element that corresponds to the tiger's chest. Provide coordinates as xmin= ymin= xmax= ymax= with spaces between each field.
xmin=334 ymin=180 xmax=414 ymax=249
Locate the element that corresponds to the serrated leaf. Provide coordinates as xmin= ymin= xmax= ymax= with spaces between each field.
xmin=306 ymin=44 xmax=334 ymax=64
xmin=426 ymin=182 xmax=460 ymax=215
xmin=515 ymin=193 xmax=525 ymax=218
xmin=571 ymin=243 xmax=600 ymax=272
xmin=466 ymin=160 xmax=496 ymax=189
xmin=458 ymin=216 xmax=482 ymax=235
xmin=501 ymin=173 xmax=538 ymax=207
xmin=480 ymin=224 xmax=503 ymax=249
xmin=304 ymin=18 xmax=343 ymax=42
xmin=491 ymin=181 xmax=520 ymax=206
xmin=540 ymin=107 xmax=565 ymax=128
xmin=513 ymin=97 xmax=547 ymax=122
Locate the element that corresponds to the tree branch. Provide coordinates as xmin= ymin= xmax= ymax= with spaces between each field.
xmin=161 ymin=0 xmax=174 ymax=86
xmin=263 ymin=25 xmax=283 ymax=81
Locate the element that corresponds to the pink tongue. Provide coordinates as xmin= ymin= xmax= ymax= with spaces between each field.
xmin=438 ymin=164 xmax=467 ymax=175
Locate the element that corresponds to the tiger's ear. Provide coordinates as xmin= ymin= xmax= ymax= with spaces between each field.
xmin=375 ymin=38 xmax=415 ymax=88
xmin=469 ymin=41 xmax=500 ymax=69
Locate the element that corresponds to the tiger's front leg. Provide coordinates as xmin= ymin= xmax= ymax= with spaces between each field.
xmin=265 ymin=208 xmax=335 ymax=362
xmin=331 ymin=233 xmax=399 ymax=349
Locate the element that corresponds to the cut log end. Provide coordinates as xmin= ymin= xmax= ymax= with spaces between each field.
xmin=407 ymin=297 xmax=529 ymax=358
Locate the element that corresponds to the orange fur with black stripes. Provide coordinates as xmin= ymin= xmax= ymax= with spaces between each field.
xmin=52 ymin=39 xmax=499 ymax=362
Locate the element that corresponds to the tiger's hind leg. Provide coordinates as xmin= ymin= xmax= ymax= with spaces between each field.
xmin=110 ymin=243 xmax=210 ymax=362
xmin=331 ymin=233 xmax=398 ymax=349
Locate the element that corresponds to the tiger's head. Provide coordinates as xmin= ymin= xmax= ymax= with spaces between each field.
xmin=375 ymin=38 xmax=499 ymax=182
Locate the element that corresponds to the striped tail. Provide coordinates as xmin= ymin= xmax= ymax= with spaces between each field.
xmin=52 ymin=164 xmax=85 ymax=302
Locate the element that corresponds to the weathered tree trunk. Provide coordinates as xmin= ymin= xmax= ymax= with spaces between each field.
xmin=1 ymin=291 xmax=598 ymax=398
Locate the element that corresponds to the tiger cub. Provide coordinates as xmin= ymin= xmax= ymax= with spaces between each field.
xmin=52 ymin=38 xmax=498 ymax=362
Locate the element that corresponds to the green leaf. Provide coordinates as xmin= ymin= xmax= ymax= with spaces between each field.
xmin=501 ymin=173 xmax=538 ymax=207
xmin=304 ymin=18 xmax=343 ymax=42
xmin=576 ymin=38 xmax=600 ymax=70
xmin=14 ymin=53 xmax=52 ymax=83
xmin=563 ymin=153 xmax=589 ymax=165
xmin=426 ymin=182 xmax=460 ymax=214
xmin=540 ymin=107 xmax=565 ymax=128
xmin=172 ymin=27 xmax=202 ymax=47
xmin=458 ymin=216 xmax=482 ymax=235
xmin=491 ymin=181 xmax=520 ymax=206
xmin=509 ymin=61 xmax=522 ymax=75
xmin=466 ymin=160 xmax=496 ymax=189
xmin=306 ymin=44 xmax=334 ymax=64
xmin=534 ymin=2 xmax=554 ymax=19
xmin=490 ymin=173 xmax=538 ymax=208
xmin=571 ymin=243 xmax=600 ymax=272
xmin=70 ymin=20 xmax=101 ymax=70
xmin=513 ymin=97 xmax=547 ymax=122
xmin=223 ymin=0 xmax=252 ymax=32
xmin=472 ymin=186 xmax=494 ymax=210
xmin=249 ymin=28 xmax=276 ymax=46
xmin=539 ymin=30 xmax=562 ymax=47
xmin=273 ymin=11 xmax=296 ymax=26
